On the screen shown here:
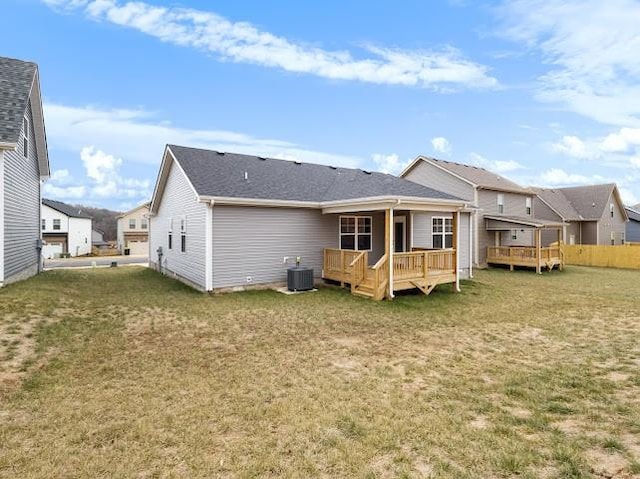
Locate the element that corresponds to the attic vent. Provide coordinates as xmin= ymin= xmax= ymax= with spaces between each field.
xmin=258 ymin=156 xmax=267 ymax=161
xmin=362 ymin=170 xmax=372 ymax=175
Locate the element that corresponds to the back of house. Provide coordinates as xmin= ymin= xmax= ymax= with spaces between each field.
xmin=0 ymin=57 xmax=50 ymax=285
xmin=533 ymin=184 xmax=627 ymax=245
xmin=116 ymin=202 xmax=150 ymax=255
xmin=148 ymin=145 xmax=474 ymax=298
xmin=625 ymin=206 xmax=640 ymax=243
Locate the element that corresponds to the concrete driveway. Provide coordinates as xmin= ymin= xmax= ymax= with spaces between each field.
xmin=44 ymin=255 xmax=148 ymax=269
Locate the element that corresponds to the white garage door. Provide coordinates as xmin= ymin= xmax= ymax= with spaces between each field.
xmin=127 ymin=241 xmax=148 ymax=256
xmin=43 ymin=243 xmax=63 ymax=259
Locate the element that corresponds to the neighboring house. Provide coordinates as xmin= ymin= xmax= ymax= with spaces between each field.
xmin=92 ymin=229 xmax=111 ymax=250
xmin=533 ymin=184 xmax=628 ymax=245
xmin=400 ymin=157 xmax=563 ymax=272
xmin=625 ymin=206 xmax=640 ymax=243
xmin=117 ymin=202 xmax=150 ymax=255
xmin=0 ymin=57 xmax=50 ymax=285
xmin=41 ymin=199 xmax=92 ymax=258
xmin=149 ymin=145 xmax=474 ymax=299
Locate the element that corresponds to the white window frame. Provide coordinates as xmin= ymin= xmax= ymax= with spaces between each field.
xmin=511 ymin=229 xmax=518 ymax=240
xmin=526 ymin=197 xmax=532 ymax=216
xmin=168 ymin=218 xmax=173 ymax=250
xmin=610 ymin=231 xmax=615 ymax=245
xmin=497 ymin=193 xmax=505 ymax=214
xmin=41 ymin=219 xmax=45 ymax=231
xmin=129 ymin=219 xmax=136 ymax=229
xmin=610 ymin=203 xmax=614 ymax=218
xmin=22 ymin=116 xmax=29 ymax=158
xmin=141 ymin=218 xmax=148 ymax=230
xmin=339 ymin=215 xmax=373 ymax=252
xmin=432 ymin=217 xmax=453 ymax=249
xmin=621 ymin=232 xmax=625 ymax=245
xmin=53 ymin=218 xmax=61 ymax=231
xmin=180 ymin=216 xmax=187 ymax=253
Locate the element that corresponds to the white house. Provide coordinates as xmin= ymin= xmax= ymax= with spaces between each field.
xmin=117 ymin=202 xmax=150 ymax=255
xmin=41 ymin=199 xmax=92 ymax=259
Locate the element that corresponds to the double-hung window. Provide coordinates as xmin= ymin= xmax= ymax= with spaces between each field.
xmin=53 ymin=219 xmax=61 ymax=231
xmin=339 ymin=216 xmax=372 ymax=251
xmin=497 ymin=194 xmax=505 ymax=214
xmin=610 ymin=203 xmax=614 ymax=218
xmin=432 ymin=217 xmax=453 ymax=249
xmin=141 ymin=219 xmax=148 ymax=230
xmin=168 ymin=218 xmax=173 ymax=250
xmin=22 ymin=117 xmax=29 ymax=158
xmin=180 ymin=217 xmax=187 ymax=253
xmin=41 ymin=219 xmax=46 ymax=230
xmin=129 ymin=219 xmax=136 ymax=229
xmin=610 ymin=231 xmax=615 ymax=245
xmin=526 ymin=197 xmax=532 ymax=216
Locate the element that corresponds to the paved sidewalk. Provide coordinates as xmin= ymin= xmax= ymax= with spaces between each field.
xmin=44 ymin=255 xmax=148 ymax=269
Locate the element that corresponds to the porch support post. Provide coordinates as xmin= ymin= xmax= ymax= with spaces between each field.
xmin=454 ymin=210 xmax=460 ymax=292
xmin=536 ymin=228 xmax=542 ymax=274
xmin=387 ymin=208 xmax=394 ymax=299
xmin=205 ymin=201 xmax=213 ymax=291
xmin=468 ymin=212 xmax=473 ymax=279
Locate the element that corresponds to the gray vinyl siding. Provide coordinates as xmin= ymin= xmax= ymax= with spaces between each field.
xmin=411 ymin=211 xmax=471 ymax=279
xmin=565 ymin=222 xmax=581 ymax=245
xmin=403 ymin=161 xmax=475 ymax=201
xmin=534 ymin=198 xmax=564 ymax=246
xmin=476 ymin=189 xmax=535 ymax=265
xmin=627 ymin=219 xmax=640 ymax=243
xmin=149 ymin=161 xmax=207 ymax=289
xmin=598 ymin=192 xmax=627 ymax=245
xmin=211 ymin=206 xmax=339 ymax=289
xmin=4 ymin=101 xmax=40 ymax=281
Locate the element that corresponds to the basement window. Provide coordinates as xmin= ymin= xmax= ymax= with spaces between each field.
xmin=339 ymin=216 xmax=372 ymax=251
xmin=432 ymin=217 xmax=453 ymax=249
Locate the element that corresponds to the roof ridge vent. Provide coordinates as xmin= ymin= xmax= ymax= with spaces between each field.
xmin=294 ymin=160 xmax=302 ymax=165
xmin=215 ymin=151 xmax=225 ymax=155
xmin=329 ymin=165 xmax=337 ymax=170
xmin=258 ymin=156 xmax=267 ymax=161
xmin=362 ymin=170 xmax=372 ymax=175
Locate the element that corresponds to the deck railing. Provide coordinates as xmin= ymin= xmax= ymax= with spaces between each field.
xmin=487 ymin=246 xmax=564 ymax=270
xmin=350 ymin=251 xmax=368 ymax=293
xmin=371 ymin=253 xmax=389 ymax=300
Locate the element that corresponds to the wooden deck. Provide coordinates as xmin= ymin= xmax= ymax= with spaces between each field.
xmin=323 ymin=248 xmax=457 ymax=300
xmin=487 ymin=246 xmax=564 ymax=272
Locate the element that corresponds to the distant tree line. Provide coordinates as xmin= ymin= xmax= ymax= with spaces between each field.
xmin=75 ymin=205 xmax=120 ymax=241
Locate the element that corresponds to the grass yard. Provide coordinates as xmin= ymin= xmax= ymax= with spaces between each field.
xmin=1 ymin=266 xmax=640 ymax=478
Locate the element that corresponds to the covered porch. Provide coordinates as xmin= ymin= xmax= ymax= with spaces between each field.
xmin=320 ymin=197 xmax=467 ymax=300
xmin=484 ymin=215 xmax=565 ymax=273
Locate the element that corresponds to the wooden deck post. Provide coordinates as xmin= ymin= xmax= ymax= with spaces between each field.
xmin=340 ymin=249 xmax=345 ymax=287
xmin=535 ymin=228 xmax=542 ymax=274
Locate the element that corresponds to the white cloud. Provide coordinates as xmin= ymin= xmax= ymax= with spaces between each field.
xmin=600 ymin=128 xmax=640 ymax=153
xmin=371 ymin=153 xmax=410 ymax=175
xmin=431 ymin=137 xmax=452 ymax=155
xmin=468 ymin=152 xmax=525 ymax=173
xmin=538 ymin=168 xmax=607 ymax=186
xmin=498 ymin=0 xmax=640 ymax=126
xmin=45 ymin=0 xmax=497 ymax=91
xmin=45 ymin=146 xmax=151 ymax=203
xmin=551 ymin=135 xmax=593 ymax=159
xmin=44 ymin=103 xmax=365 ymax=169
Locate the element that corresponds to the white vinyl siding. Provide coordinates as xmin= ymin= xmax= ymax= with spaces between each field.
xmin=149 ymin=161 xmax=207 ymax=289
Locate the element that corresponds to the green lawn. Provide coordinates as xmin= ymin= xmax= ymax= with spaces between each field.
xmin=1 ymin=266 xmax=640 ymax=478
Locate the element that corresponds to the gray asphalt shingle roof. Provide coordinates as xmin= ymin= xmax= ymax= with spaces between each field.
xmin=531 ymin=187 xmax=582 ymax=221
xmin=169 ymin=145 xmax=464 ymax=203
xmin=42 ymin=199 xmax=93 ymax=219
xmin=424 ymin=158 xmax=531 ymax=194
xmin=625 ymin=206 xmax=640 ymax=222
xmin=0 ymin=57 xmax=37 ymax=144
xmin=553 ymin=184 xmax=617 ymax=221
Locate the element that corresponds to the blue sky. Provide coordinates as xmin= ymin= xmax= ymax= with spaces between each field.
xmin=4 ymin=0 xmax=640 ymax=210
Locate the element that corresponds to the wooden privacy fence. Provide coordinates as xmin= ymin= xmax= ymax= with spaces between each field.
xmin=563 ymin=244 xmax=640 ymax=269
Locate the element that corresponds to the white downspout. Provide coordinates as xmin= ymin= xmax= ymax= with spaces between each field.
xmin=389 ymin=206 xmax=394 ymax=298
xmin=204 ymin=200 xmax=214 ymax=291
xmin=468 ymin=211 xmax=473 ymax=279
xmin=456 ymin=210 xmax=461 ymax=292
